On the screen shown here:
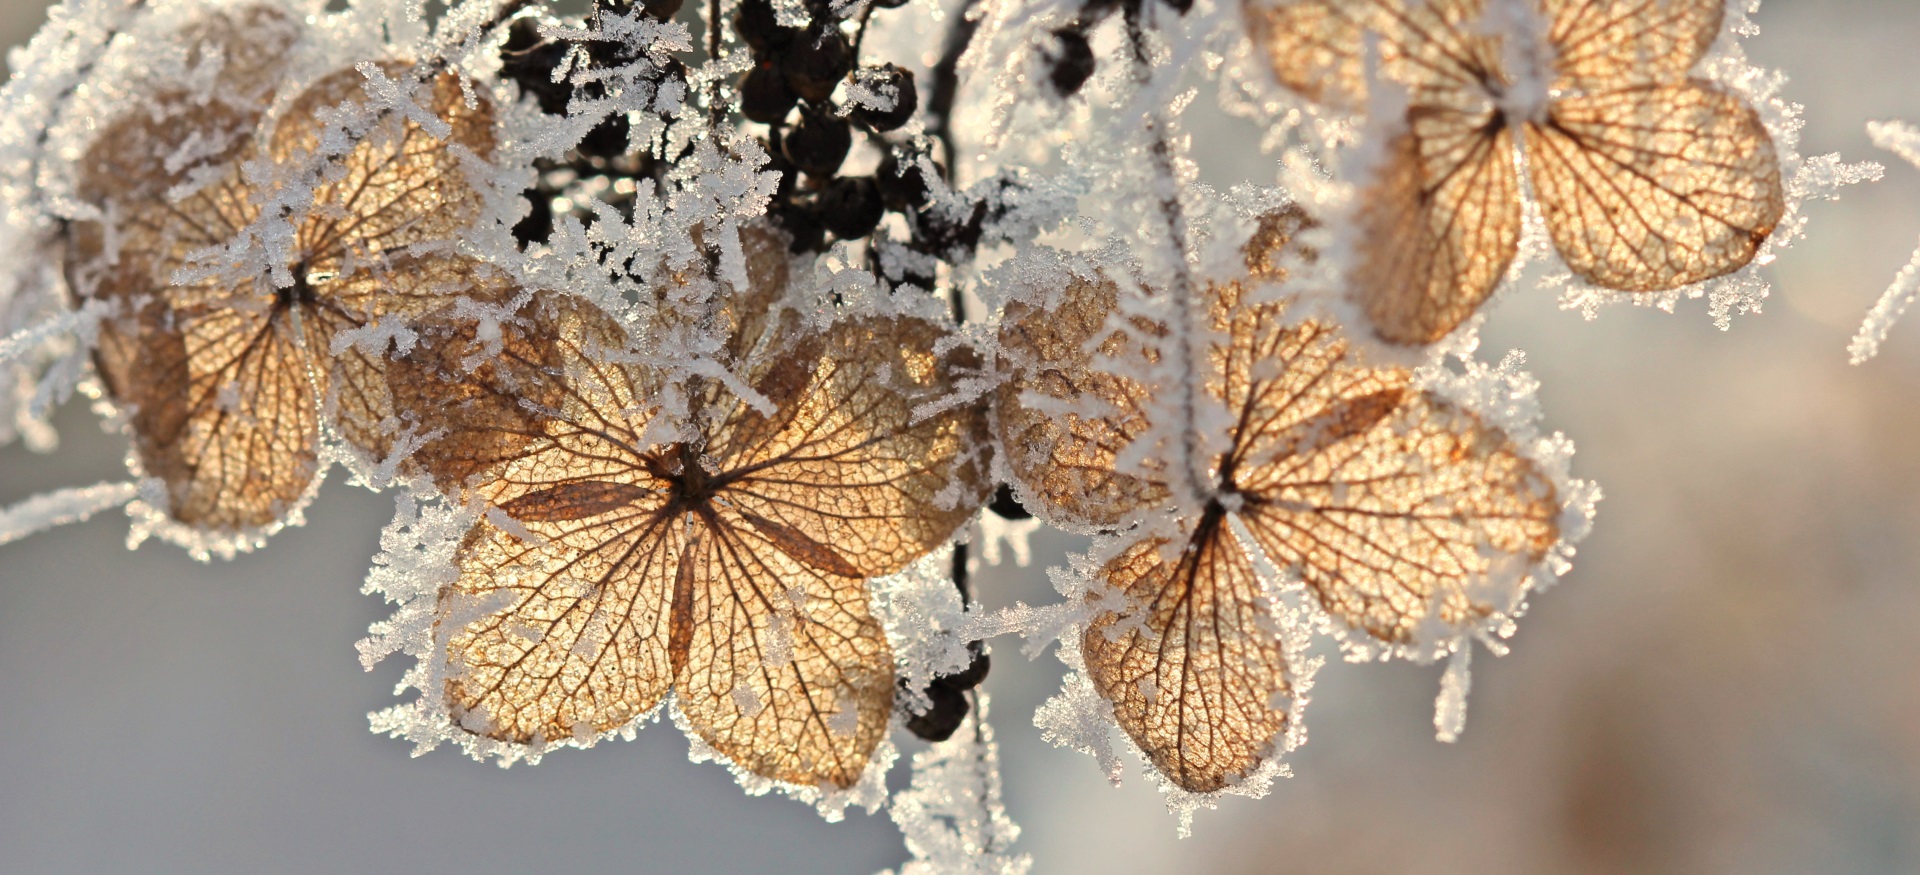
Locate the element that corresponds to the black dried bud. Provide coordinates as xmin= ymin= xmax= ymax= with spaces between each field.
xmin=819 ymin=176 xmax=884 ymax=240
xmin=877 ymin=151 xmax=940 ymax=210
xmin=904 ymin=681 xmax=970 ymax=742
xmin=1044 ymin=27 xmax=1095 ymax=98
xmin=901 ymin=644 xmax=991 ymax=742
xmin=988 ymin=483 xmax=1032 ymax=520
xmin=577 ymin=112 xmax=631 ymax=160
xmin=500 ymin=19 xmax=575 ymax=116
xmin=740 ymin=63 xmax=798 ymax=124
xmin=848 ymin=64 xmax=918 ymax=132
xmin=734 ymin=0 xmax=798 ymax=56
xmin=782 ymin=106 xmax=851 ymax=177
xmin=773 ymin=202 xmax=828 ymax=253
xmin=1161 ymin=0 xmax=1193 ymax=14
xmin=782 ymin=28 xmax=852 ymax=102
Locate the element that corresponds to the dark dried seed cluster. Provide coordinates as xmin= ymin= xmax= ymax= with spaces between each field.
xmin=499 ymin=1 xmax=687 ymax=246
xmin=735 ymin=0 xmax=924 ymax=254
xmin=1042 ymin=0 xmax=1191 ymax=99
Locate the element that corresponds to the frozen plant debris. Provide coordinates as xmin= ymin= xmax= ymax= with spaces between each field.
xmin=1850 ymin=120 xmax=1920 ymax=364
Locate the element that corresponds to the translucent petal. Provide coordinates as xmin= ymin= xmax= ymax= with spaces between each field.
xmin=1543 ymin=0 xmax=1722 ymax=91
xmin=1527 ymin=80 xmax=1784 ymax=293
xmin=1244 ymin=0 xmax=1501 ymax=110
xmin=996 ymin=277 xmax=1168 ymax=529
xmin=1083 ymin=521 xmax=1297 ymax=793
xmin=1348 ymin=123 xmax=1523 ymax=345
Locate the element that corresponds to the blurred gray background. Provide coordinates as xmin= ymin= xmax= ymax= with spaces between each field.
xmin=5 ymin=0 xmax=1920 ymax=872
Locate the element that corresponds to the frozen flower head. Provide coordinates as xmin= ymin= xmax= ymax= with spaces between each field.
xmin=62 ymin=4 xmax=512 ymax=551
xmin=1244 ymin=0 xmax=1785 ymax=345
xmin=371 ymin=224 xmax=994 ymax=789
xmin=1004 ymin=209 xmax=1582 ymax=793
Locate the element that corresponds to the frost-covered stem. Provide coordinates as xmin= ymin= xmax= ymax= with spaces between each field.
xmin=926 ymin=0 xmax=980 ymax=175
xmin=1122 ymin=8 xmax=1207 ymax=507
xmin=706 ymin=0 xmax=728 ymax=129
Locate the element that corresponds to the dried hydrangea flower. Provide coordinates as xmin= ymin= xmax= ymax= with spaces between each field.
xmin=417 ymin=230 xmax=992 ymax=788
xmin=1245 ymin=0 xmax=1785 ymax=344
xmin=1002 ymin=209 xmax=1565 ymax=791
xmin=63 ymin=8 xmax=503 ymax=541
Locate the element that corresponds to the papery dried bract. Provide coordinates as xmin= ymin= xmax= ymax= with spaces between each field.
xmin=1009 ymin=210 xmax=1564 ymax=791
xmin=431 ymin=263 xmax=991 ymax=788
xmin=1245 ymin=0 xmax=1784 ymax=344
xmin=63 ymin=22 xmax=507 ymax=540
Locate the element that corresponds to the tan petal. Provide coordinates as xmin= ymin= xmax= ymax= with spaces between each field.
xmin=1236 ymin=386 xmax=1559 ymax=648
xmin=1348 ymin=121 xmax=1523 ymax=345
xmin=674 ymin=506 xmax=895 ymax=788
xmin=1083 ymin=520 xmax=1298 ymax=793
xmin=714 ymin=315 xmax=992 ymax=577
xmin=442 ymin=491 xmax=681 ymax=745
xmin=996 ymin=276 xmax=1168 ymax=528
xmin=1243 ymin=0 xmax=1502 ymax=110
xmin=1527 ymin=80 xmax=1784 ymax=292
xmin=1543 ymin=0 xmax=1723 ymax=92
xmin=273 ymin=67 xmax=497 ymax=275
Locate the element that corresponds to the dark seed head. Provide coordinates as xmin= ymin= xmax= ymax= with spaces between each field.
xmin=876 ymin=151 xmax=939 ymax=210
xmin=848 ymin=64 xmax=918 ymax=132
xmin=773 ymin=202 xmax=828 ymax=253
xmin=1045 ymin=28 xmax=1096 ymax=98
xmin=782 ymin=28 xmax=852 ymax=102
xmin=740 ymin=63 xmax=798 ymax=125
xmin=903 ymin=680 xmax=971 ymax=742
xmin=782 ymin=106 xmax=851 ymax=177
xmin=819 ymin=176 xmax=884 ymax=240
xmin=734 ymin=0 xmax=798 ymax=57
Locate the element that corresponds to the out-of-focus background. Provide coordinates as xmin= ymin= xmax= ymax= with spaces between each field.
xmin=4 ymin=0 xmax=1920 ymax=872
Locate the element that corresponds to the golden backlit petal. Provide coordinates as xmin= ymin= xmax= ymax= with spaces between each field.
xmin=1348 ymin=122 xmax=1523 ymax=345
xmin=274 ymin=66 xmax=497 ymax=271
xmin=319 ymin=255 xmax=529 ymax=474
xmin=1236 ymin=389 xmax=1559 ymax=647
xmin=714 ymin=315 xmax=991 ymax=577
xmin=382 ymin=289 xmax=592 ymax=492
xmin=675 ymin=507 xmax=895 ymax=788
xmin=1527 ymin=81 xmax=1784 ymax=292
xmin=1244 ymin=0 xmax=1501 ymax=110
xmin=1083 ymin=521 xmax=1298 ymax=793
xmin=127 ymin=304 xmax=322 ymax=532
xmin=1543 ymin=0 xmax=1722 ymax=91
xmin=996 ymin=276 xmax=1168 ymax=529
xmin=74 ymin=4 xmax=296 ymax=206
xmin=442 ymin=497 xmax=680 ymax=745
xmin=1210 ymin=290 xmax=1417 ymax=477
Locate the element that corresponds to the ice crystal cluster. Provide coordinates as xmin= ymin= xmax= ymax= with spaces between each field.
xmin=0 ymin=0 xmax=1867 ymax=867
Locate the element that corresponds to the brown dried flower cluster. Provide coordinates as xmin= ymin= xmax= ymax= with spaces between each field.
xmin=998 ymin=209 xmax=1563 ymax=791
xmin=64 ymin=6 xmax=504 ymax=535
xmin=416 ymin=227 xmax=991 ymax=787
xmin=1245 ymin=0 xmax=1786 ymax=344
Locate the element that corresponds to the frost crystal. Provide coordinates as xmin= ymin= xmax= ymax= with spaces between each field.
xmin=1850 ymin=120 xmax=1920 ymax=363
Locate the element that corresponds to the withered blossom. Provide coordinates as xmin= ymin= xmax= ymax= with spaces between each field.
xmin=420 ymin=227 xmax=993 ymax=787
xmin=998 ymin=209 xmax=1562 ymax=791
xmin=64 ymin=6 xmax=504 ymax=536
xmin=1245 ymin=0 xmax=1785 ymax=344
